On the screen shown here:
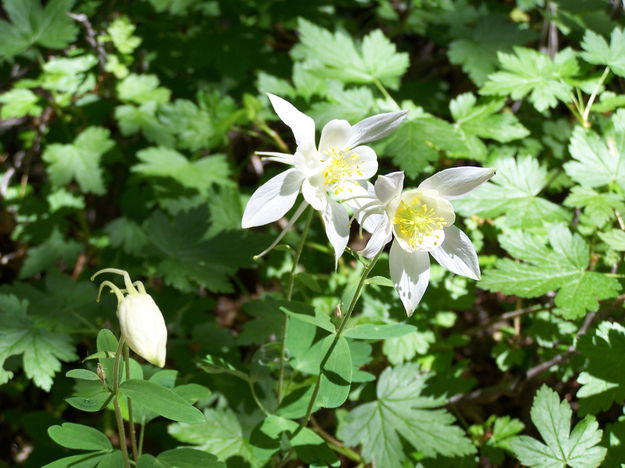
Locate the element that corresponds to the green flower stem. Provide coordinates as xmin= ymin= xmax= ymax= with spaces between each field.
xmin=277 ymin=207 xmax=314 ymax=404
xmin=582 ymin=66 xmax=610 ymax=127
xmin=373 ymin=79 xmax=401 ymax=111
xmin=123 ymin=344 xmax=139 ymax=461
xmin=138 ymin=422 xmax=146 ymax=456
xmin=112 ymin=336 xmax=131 ymax=468
xmin=298 ymin=250 xmax=383 ymax=431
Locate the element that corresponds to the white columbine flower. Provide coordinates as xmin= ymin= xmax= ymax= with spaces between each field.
xmin=241 ymin=93 xmax=407 ymax=262
xmin=358 ymin=167 xmax=495 ymax=315
xmin=92 ymin=268 xmax=167 ymax=367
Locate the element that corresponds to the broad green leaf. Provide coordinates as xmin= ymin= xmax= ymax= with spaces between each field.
xmin=157 ymin=448 xmax=225 ymax=468
xmin=480 ymin=225 xmax=620 ymax=318
xmin=576 ymin=321 xmax=625 ymax=415
xmin=168 ymin=408 xmax=253 ymax=464
xmin=48 ymin=423 xmax=112 ymax=451
xmin=564 ymin=186 xmax=625 ymax=227
xmin=0 ymin=294 xmax=77 ymax=390
xmin=448 ymin=14 xmax=536 ymax=86
xmin=119 ymin=379 xmax=205 ymax=424
xmin=382 ymin=329 xmax=435 ymax=365
xmin=19 ymin=228 xmax=82 ymax=278
xmin=343 ymin=323 xmax=416 ymax=340
xmin=66 ymin=369 xmax=99 ymax=381
xmin=309 ymin=84 xmax=374 ymax=126
xmin=481 ymin=47 xmax=578 ymax=112
xmin=0 ymin=88 xmax=42 ymax=119
xmin=339 ymin=364 xmax=475 ymax=467
xmin=0 ymin=0 xmax=77 ymax=58
xmin=106 ymin=16 xmax=141 ymax=55
xmin=599 ymin=229 xmax=625 ymax=251
xmin=42 ymin=127 xmax=114 ymax=195
xmin=581 ymin=28 xmax=625 ymax=76
xmin=41 ymin=452 xmax=109 ymax=468
xmin=117 ymin=74 xmax=170 ymax=104
xmin=145 ymin=207 xmax=267 ymax=293
xmin=564 ymin=110 xmax=625 ymax=189
xmin=115 ymin=102 xmax=175 ymax=147
xmin=279 ymin=302 xmax=335 ymax=333
xmin=454 ymin=156 xmax=570 ymax=228
xmin=509 ymin=385 xmax=606 ymax=467
xmin=132 ymin=147 xmax=231 ymax=193
xmin=249 ymin=415 xmax=338 ymax=466
xmin=294 ymin=18 xmax=408 ymax=89
xmin=104 ymin=218 xmax=150 ymax=255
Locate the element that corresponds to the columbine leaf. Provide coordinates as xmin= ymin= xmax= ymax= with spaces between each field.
xmin=510 ymin=385 xmax=606 ymax=468
xmin=564 ymin=110 xmax=625 ymax=189
xmin=481 ymin=47 xmax=578 ymax=112
xmin=480 ymin=224 xmax=620 ymax=319
xmin=19 ymin=228 xmax=82 ymax=278
xmin=0 ymin=295 xmax=77 ymax=391
xmin=168 ymin=408 xmax=253 ymax=464
xmin=576 ymin=321 xmax=625 ymax=415
xmin=454 ymin=156 xmax=570 ymax=228
xmin=132 ymin=146 xmax=232 ymax=194
xmin=448 ymin=14 xmax=537 ymax=86
xmin=42 ymin=127 xmax=115 ymax=195
xmin=564 ymin=186 xmax=625 ymax=227
xmin=0 ymin=88 xmax=42 ymax=119
xmin=294 ymin=18 xmax=408 ymax=89
xmin=338 ymin=364 xmax=475 ymax=467
xmin=580 ymin=28 xmax=625 ymax=77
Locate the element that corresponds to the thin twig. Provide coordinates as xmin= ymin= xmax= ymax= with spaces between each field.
xmin=68 ymin=13 xmax=108 ymax=72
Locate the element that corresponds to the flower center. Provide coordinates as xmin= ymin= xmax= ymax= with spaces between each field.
xmin=322 ymin=146 xmax=363 ymax=195
xmin=393 ymin=196 xmax=447 ymax=249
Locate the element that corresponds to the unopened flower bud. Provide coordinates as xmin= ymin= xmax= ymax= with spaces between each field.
xmin=91 ymin=268 xmax=167 ymax=367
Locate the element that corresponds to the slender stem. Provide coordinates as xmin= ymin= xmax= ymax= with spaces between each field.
xmin=249 ymin=381 xmax=271 ymax=416
xmin=311 ymin=416 xmax=362 ymax=462
xmin=298 ymin=251 xmax=382 ymax=432
xmin=277 ymin=207 xmax=314 ymax=404
xmin=112 ymin=336 xmax=131 ymax=468
xmin=138 ymin=423 xmax=146 ymax=456
xmin=373 ymin=79 xmax=401 ymax=111
xmin=582 ymin=66 xmax=610 ymax=126
xmin=123 ymin=344 xmax=139 ymax=461
xmin=259 ymin=121 xmax=289 ymax=152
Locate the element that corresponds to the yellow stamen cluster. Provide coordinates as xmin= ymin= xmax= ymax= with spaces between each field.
xmin=393 ymin=196 xmax=447 ymax=249
xmin=322 ymin=146 xmax=363 ymax=195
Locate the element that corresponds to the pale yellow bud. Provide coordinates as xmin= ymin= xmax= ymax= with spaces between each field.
xmin=118 ymin=293 xmax=167 ymax=368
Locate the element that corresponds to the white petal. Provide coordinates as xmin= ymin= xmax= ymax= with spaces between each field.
xmin=321 ymin=198 xmax=350 ymax=265
xmin=389 ymin=239 xmax=430 ymax=316
xmin=350 ymin=145 xmax=377 ymax=180
xmin=418 ymin=166 xmax=496 ymax=200
xmin=347 ymin=110 xmax=408 ymax=147
xmin=360 ymin=218 xmax=392 ymax=258
xmin=256 ymin=151 xmax=294 ymax=165
xmin=430 ymin=226 xmax=480 ymax=280
xmin=267 ymin=93 xmax=316 ymax=147
xmin=301 ymin=176 xmax=326 ymax=211
xmin=319 ymin=119 xmax=351 ymax=154
xmin=242 ymin=168 xmax=303 ymax=228
xmin=374 ymin=171 xmax=404 ymax=204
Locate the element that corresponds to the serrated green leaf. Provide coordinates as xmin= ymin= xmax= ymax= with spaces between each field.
xmin=599 ymin=229 xmax=625 ymax=251
xmin=481 ymin=47 xmax=578 ymax=112
xmin=564 ymin=186 xmax=624 ymax=227
xmin=577 ymin=321 xmax=625 ymax=415
xmin=115 ymin=102 xmax=175 ymax=147
xmin=19 ymin=228 xmax=82 ymax=278
xmin=0 ymin=294 xmax=77 ymax=390
xmin=107 ymin=16 xmax=141 ymax=55
xmin=382 ymin=329 xmax=435 ymax=365
xmin=104 ymin=218 xmax=150 ymax=255
xmin=455 ymin=156 xmax=570 ymax=228
xmin=448 ymin=14 xmax=536 ymax=86
xmin=168 ymin=408 xmax=253 ymax=464
xmin=294 ymin=18 xmax=408 ymax=89
xmin=509 ymin=385 xmax=606 ymax=467
xmin=117 ymin=74 xmax=170 ymax=104
xmin=581 ymin=28 xmax=625 ymax=76
xmin=0 ymin=88 xmax=42 ymax=119
xmin=339 ymin=364 xmax=475 ymax=467
xmin=481 ymin=225 xmax=620 ymax=318
xmin=133 ymin=147 xmax=231 ymax=193
xmin=43 ymin=127 xmax=114 ymax=195
xmin=564 ymin=110 xmax=625 ymax=189
xmin=309 ymin=84 xmax=374 ymax=126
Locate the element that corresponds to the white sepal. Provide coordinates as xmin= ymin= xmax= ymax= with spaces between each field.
xmin=417 ymin=166 xmax=496 ymax=200
xmin=321 ymin=198 xmax=350 ymax=266
xmin=347 ymin=110 xmax=408 ymax=148
xmin=267 ymin=93 xmax=316 ymax=147
xmin=389 ymin=238 xmax=430 ymax=316
xmin=242 ymin=168 xmax=303 ymax=228
xmin=430 ymin=226 xmax=480 ymax=280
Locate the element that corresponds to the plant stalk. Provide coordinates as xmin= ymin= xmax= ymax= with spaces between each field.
xmin=112 ymin=336 xmax=131 ymax=468
xmin=277 ymin=207 xmax=313 ymax=404
xmin=123 ymin=344 xmax=139 ymax=461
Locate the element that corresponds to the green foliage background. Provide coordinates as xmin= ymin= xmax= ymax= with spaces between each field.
xmin=2 ymin=0 xmax=625 ymax=466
